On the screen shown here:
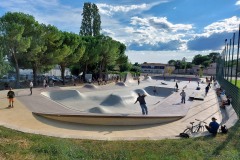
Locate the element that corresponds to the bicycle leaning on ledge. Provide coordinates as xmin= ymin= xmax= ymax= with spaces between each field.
xmin=179 ymin=119 xmax=207 ymax=138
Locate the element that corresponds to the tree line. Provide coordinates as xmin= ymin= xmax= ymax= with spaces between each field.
xmin=0 ymin=3 xmax=130 ymax=87
xmin=168 ymin=52 xmax=220 ymax=70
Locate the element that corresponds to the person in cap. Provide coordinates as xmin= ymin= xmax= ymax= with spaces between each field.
xmin=205 ymin=117 xmax=219 ymax=135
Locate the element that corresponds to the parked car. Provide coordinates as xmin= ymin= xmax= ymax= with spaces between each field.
xmin=0 ymin=75 xmax=16 ymax=82
xmin=65 ymin=75 xmax=78 ymax=80
xmin=49 ymin=76 xmax=61 ymax=83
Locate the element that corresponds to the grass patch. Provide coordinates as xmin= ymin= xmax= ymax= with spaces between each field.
xmin=229 ymin=79 xmax=240 ymax=88
xmin=0 ymin=122 xmax=240 ymax=159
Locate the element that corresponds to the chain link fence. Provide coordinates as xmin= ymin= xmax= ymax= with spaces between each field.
xmin=216 ymin=25 xmax=240 ymax=116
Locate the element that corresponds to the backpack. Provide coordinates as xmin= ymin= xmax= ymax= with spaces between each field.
xmin=8 ymin=91 xmax=14 ymax=98
xmin=179 ymin=132 xmax=189 ymax=138
xmin=221 ymin=125 xmax=228 ymax=134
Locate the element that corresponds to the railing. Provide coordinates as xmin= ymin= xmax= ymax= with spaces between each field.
xmin=216 ymin=24 xmax=240 ymax=116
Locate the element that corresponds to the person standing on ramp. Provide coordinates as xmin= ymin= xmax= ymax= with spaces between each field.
xmin=7 ymin=88 xmax=15 ymax=108
xmin=134 ymin=93 xmax=148 ymax=115
xmin=180 ymin=90 xmax=186 ymax=104
xmin=29 ymin=81 xmax=33 ymax=95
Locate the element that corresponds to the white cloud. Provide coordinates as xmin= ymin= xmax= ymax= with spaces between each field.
xmin=197 ymin=16 xmax=240 ymax=37
xmin=187 ymin=16 xmax=240 ymax=51
xmin=126 ymin=50 xmax=212 ymax=63
xmin=236 ymin=0 xmax=240 ymax=5
xmin=122 ymin=16 xmax=193 ymax=50
xmin=0 ymin=0 xmax=83 ymax=33
xmin=97 ymin=2 xmax=166 ymax=16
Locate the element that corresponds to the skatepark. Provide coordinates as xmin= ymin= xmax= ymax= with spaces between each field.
xmin=0 ymin=75 xmax=238 ymax=140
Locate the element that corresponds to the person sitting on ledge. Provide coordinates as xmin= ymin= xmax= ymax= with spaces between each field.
xmin=205 ymin=117 xmax=219 ymax=135
xmin=221 ymin=96 xmax=231 ymax=108
xmin=216 ymin=87 xmax=222 ymax=97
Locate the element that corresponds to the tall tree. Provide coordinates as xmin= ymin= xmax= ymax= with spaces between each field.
xmin=192 ymin=54 xmax=210 ymax=66
xmin=116 ymin=43 xmax=129 ymax=72
xmin=0 ymin=12 xmax=34 ymax=87
xmin=80 ymin=2 xmax=101 ymax=36
xmin=22 ymin=23 xmax=47 ymax=85
xmin=0 ymin=38 xmax=12 ymax=77
xmin=208 ymin=52 xmax=220 ymax=63
xmin=58 ymin=32 xmax=85 ymax=84
xmin=96 ymin=35 xmax=120 ymax=78
xmin=80 ymin=36 xmax=99 ymax=77
xmin=92 ymin=3 xmax=101 ymax=36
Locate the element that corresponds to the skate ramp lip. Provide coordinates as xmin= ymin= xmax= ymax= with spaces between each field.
xmin=33 ymin=112 xmax=184 ymax=125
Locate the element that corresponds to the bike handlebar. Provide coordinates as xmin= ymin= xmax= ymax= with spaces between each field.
xmin=195 ymin=119 xmax=207 ymax=124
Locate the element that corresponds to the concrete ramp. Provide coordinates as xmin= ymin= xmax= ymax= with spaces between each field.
xmin=100 ymin=94 xmax=126 ymax=106
xmin=125 ymin=72 xmax=135 ymax=83
xmin=189 ymin=90 xmax=205 ymax=100
xmin=142 ymin=76 xmax=153 ymax=82
xmin=134 ymin=89 xmax=150 ymax=96
xmin=115 ymin=82 xmax=127 ymax=86
xmin=41 ymin=90 xmax=86 ymax=101
xmin=82 ymin=84 xmax=98 ymax=89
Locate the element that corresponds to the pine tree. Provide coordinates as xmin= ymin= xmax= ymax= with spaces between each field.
xmin=80 ymin=2 xmax=101 ymax=36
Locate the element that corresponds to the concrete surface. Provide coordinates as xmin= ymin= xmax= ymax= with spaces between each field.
xmin=0 ymin=77 xmax=237 ymax=140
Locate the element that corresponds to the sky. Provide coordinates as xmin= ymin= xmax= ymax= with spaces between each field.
xmin=0 ymin=0 xmax=240 ymax=64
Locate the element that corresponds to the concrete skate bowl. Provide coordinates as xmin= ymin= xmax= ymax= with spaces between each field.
xmin=35 ymin=87 xmax=186 ymax=125
xmin=115 ymin=81 xmax=127 ymax=87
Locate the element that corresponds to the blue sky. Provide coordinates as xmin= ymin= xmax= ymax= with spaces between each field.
xmin=1 ymin=0 xmax=240 ymax=63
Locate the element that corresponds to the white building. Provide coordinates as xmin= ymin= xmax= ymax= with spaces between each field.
xmin=20 ymin=65 xmax=71 ymax=77
xmin=141 ymin=63 xmax=175 ymax=75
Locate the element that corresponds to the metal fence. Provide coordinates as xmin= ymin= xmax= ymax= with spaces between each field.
xmin=216 ymin=24 xmax=240 ymax=116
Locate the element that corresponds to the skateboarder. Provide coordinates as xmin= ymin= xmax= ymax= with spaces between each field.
xmin=175 ymin=82 xmax=178 ymax=92
xmin=134 ymin=93 xmax=148 ymax=115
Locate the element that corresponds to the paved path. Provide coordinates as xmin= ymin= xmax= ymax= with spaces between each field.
xmin=0 ymin=80 xmax=224 ymax=140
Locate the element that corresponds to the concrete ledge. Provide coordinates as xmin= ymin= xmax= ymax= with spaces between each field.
xmin=216 ymin=85 xmax=238 ymax=129
xmin=224 ymin=104 xmax=238 ymax=128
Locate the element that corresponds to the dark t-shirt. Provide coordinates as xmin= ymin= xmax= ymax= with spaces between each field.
xmin=137 ymin=95 xmax=146 ymax=104
xmin=7 ymin=91 xmax=15 ymax=98
xmin=209 ymin=121 xmax=219 ymax=133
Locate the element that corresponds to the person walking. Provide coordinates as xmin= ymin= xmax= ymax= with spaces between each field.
xmin=134 ymin=93 xmax=148 ymax=115
xmin=137 ymin=78 xmax=140 ymax=85
xmin=153 ymin=86 xmax=158 ymax=95
xmin=205 ymin=85 xmax=210 ymax=96
xmin=7 ymin=88 xmax=15 ymax=108
xmin=180 ymin=90 xmax=186 ymax=104
xmin=175 ymin=82 xmax=179 ymax=92
xmin=43 ymin=78 xmax=46 ymax=88
xmin=29 ymin=81 xmax=33 ymax=95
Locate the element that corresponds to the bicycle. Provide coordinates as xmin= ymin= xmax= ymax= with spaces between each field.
xmin=179 ymin=119 xmax=207 ymax=138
